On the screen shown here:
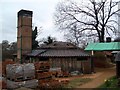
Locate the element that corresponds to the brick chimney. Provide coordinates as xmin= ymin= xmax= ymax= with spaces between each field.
xmin=17 ymin=10 xmax=33 ymax=62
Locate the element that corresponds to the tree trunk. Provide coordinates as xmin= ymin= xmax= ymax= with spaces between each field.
xmin=100 ymin=27 xmax=105 ymax=42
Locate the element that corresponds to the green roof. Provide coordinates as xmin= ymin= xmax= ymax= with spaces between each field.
xmin=85 ymin=42 xmax=120 ymax=51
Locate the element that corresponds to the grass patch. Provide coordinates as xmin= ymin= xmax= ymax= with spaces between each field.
xmin=99 ymin=76 xmax=119 ymax=89
xmin=64 ymin=78 xmax=92 ymax=88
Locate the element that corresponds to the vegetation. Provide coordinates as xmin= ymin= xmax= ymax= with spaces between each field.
xmin=99 ymin=76 xmax=119 ymax=88
xmin=1 ymin=40 xmax=17 ymax=61
xmin=64 ymin=78 xmax=92 ymax=88
xmin=43 ymin=36 xmax=56 ymax=45
xmin=32 ymin=26 xmax=39 ymax=49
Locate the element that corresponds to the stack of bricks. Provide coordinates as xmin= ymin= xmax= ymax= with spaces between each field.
xmin=0 ymin=62 xmax=7 ymax=89
xmin=34 ymin=62 xmax=62 ymax=88
xmin=6 ymin=63 xmax=38 ymax=89
xmin=34 ymin=62 xmax=51 ymax=80
xmin=0 ymin=77 xmax=7 ymax=89
xmin=0 ymin=59 xmax=15 ymax=89
xmin=2 ymin=59 xmax=15 ymax=77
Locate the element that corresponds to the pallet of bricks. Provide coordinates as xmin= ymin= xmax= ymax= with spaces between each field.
xmin=0 ymin=62 xmax=6 ymax=89
xmin=0 ymin=59 xmax=15 ymax=89
xmin=34 ymin=62 xmax=62 ymax=88
xmin=6 ymin=63 xmax=38 ymax=89
xmin=2 ymin=59 xmax=15 ymax=77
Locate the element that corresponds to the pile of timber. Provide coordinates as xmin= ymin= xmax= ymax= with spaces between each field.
xmin=6 ymin=63 xmax=38 ymax=89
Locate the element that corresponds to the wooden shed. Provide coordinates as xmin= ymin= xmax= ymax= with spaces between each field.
xmin=26 ymin=41 xmax=91 ymax=74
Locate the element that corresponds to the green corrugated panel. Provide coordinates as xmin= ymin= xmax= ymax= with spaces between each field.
xmin=115 ymin=42 xmax=120 ymax=50
xmin=105 ymin=42 xmax=115 ymax=50
xmin=94 ymin=43 xmax=105 ymax=50
xmin=85 ymin=43 xmax=98 ymax=50
xmin=112 ymin=42 xmax=117 ymax=50
xmin=85 ymin=42 xmax=120 ymax=51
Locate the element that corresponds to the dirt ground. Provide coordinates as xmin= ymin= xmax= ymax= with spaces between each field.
xmin=77 ymin=66 xmax=116 ymax=88
xmin=56 ymin=66 xmax=116 ymax=88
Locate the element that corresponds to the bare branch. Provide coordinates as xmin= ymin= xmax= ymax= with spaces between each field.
xmin=54 ymin=0 xmax=119 ymax=43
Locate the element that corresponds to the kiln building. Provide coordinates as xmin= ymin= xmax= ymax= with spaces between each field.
xmin=17 ymin=9 xmax=91 ymax=73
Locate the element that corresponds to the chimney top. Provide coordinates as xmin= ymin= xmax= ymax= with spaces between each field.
xmin=18 ymin=9 xmax=33 ymax=17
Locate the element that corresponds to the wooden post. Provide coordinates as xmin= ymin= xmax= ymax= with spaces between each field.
xmin=116 ymin=61 xmax=120 ymax=78
xmin=115 ymin=52 xmax=120 ymax=78
xmin=91 ymin=50 xmax=94 ymax=73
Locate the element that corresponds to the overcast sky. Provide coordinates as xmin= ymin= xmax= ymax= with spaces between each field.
xmin=1 ymin=0 xmax=119 ymax=43
xmin=0 ymin=0 xmax=67 ymax=43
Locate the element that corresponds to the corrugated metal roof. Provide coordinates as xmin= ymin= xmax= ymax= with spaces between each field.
xmin=26 ymin=42 xmax=90 ymax=57
xmin=39 ymin=49 xmax=90 ymax=57
xmin=27 ymin=50 xmax=46 ymax=56
xmin=85 ymin=42 xmax=120 ymax=51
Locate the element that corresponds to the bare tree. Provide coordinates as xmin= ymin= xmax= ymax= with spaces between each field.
xmin=54 ymin=0 xmax=120 ymax=43
xmin=64 ymin=24 xmax=86 ymax=47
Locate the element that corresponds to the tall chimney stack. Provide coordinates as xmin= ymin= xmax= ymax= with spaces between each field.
xmin=17 ymin=10 xmax=33 ymax=63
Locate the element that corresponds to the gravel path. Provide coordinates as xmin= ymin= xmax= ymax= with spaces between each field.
xmin=77 ymin=66 xmax=116 ymax=88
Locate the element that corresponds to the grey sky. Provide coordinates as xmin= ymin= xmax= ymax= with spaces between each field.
xmin=1 ymin=0 xmax=119 ymax=43
xmin=1 ymin=0 xmax=66 ymax=43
